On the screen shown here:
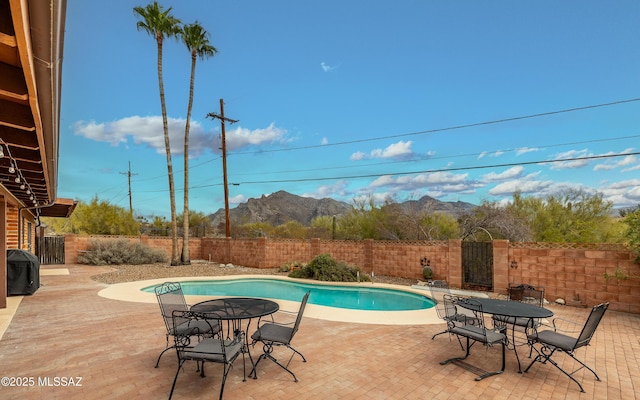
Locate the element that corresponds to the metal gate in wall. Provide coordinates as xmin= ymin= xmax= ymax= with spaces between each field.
xmin=461 ymin=241 xmax=493 ymax=290
xmin=36 ymin=236 xmax=65 ymax=264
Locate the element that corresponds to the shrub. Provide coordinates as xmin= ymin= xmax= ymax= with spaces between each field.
xmin=77 ymin=239 xmax=167 ymax=265
xmin=278 ymin=260 xmax=306 ymax=272
xmin=288 ymin=253 xmax=369 ymax=282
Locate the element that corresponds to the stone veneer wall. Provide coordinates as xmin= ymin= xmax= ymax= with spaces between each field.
xmin=63 ymin=235 xmax=639 ymax=313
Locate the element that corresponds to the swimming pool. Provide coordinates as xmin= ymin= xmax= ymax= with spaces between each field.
xmin=143 ymin=278 xmax=435 ymax=312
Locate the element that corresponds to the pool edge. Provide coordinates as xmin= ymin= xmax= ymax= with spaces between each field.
xmin=98 ymin=275 xmax=441 ymax=325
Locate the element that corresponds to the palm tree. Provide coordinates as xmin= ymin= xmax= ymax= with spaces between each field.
xmin=133 ymin=2 xmax=182 ymax=265
xmin=178 ymin=22 xmax=218 ymax=264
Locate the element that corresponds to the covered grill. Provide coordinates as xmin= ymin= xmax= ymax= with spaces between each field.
xmin=7 ymin=250 xmax=40 ymax=295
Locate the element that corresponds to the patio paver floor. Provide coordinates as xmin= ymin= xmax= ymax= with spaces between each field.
xmin=0 ymin=264 xmax=638 ymax=399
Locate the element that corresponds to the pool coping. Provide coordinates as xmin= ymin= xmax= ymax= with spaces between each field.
xmin=98 ymin=275 xmax=442 ymax=325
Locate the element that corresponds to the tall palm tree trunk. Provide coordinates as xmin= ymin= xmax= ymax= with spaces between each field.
xmin=157 ymin=36 xmax=180 ymax=266
xmin=181 ymin=55 xmax=197 ymax=264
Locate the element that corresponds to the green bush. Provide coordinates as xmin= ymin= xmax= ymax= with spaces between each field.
xmin=278 ymin=260 xmax=306 ymax=272
xmin=77 ymin=239 xmax=167 ymax=265
xmin=288 ymin=253 xmax=369 ymax=282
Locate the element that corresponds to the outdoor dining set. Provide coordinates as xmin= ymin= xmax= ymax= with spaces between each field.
xmin=151 ymin=280 xmax=608 ymax=399
xmin=430 ymin=282 xmax=609 ymax=393
xmin=153 ymin=282 xmax=309 ymax=400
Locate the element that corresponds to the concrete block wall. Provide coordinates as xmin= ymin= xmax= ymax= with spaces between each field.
xmin=61 ymin=234 xmax=639 ymax=314
xmin=508 ymin=243 xmax=640 ymax=313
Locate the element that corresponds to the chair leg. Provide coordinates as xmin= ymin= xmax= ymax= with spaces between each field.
xmin=168 ymin=359 xmax=186 ymax=400
xmin=440 ymin=337 xmax=505 ymax=381
xmin=524 ymin=347 xmax=594 ymax=393
xmin=155 ymin=345 xmax=175 ymax=368
xmin=250 ymin=342 xmax=299 ymax=382
xmin=432 ymin=329 xmax=465 ymax=351
xmin=218 ymin=363 xmax=231 ymax=400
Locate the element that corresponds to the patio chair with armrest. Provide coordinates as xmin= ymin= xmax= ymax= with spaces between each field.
xmin=250 ymin=291 xmax=310 ymax=382
xmin=168 ymin=310 xmax=243 ymax=400
xmin=493 ymin=285 xmax=545 ymax=330
xmin=154 ymin=282 xmax=219 ymax=368
xmin=429 ymin=283 xmax=466 ymax=350
xmin=524 ymin=302 xmax=609 ymax=392
xmin=440 ymin=295 xmax=507 ymax=381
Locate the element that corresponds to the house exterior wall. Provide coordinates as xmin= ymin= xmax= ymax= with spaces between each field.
xmin=1 ymin=188 xmax=38 ymax=308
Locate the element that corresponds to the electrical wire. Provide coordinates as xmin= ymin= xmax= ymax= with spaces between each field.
xmin=228 ymin=98 xmax=640 ymax=156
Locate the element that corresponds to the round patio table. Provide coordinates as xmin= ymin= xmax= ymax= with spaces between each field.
xmin=191 ymin=297 xmax=279 ymax=380
xmin=456 ymin=298 xmax=553 ymax=373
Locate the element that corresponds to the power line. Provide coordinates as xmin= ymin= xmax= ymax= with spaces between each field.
xmin=228 ymin=97 xmax=640 ymax=156
xmin=132 ymin=150 xmax=640 ymax=193
xmin=229 ymin=134 xmax=640 ymax=178
xmin=229 ymin=151 xmax=640 ymax=186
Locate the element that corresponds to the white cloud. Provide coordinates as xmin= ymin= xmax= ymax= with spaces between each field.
xmin=550 ymin=149 xmax=591 ymax=170
xmin=369 ymin=175 xmax=396 ymax=188
xmin=367 ymin=171 xmax=481 ymax=196
xmin=321 ymin=137 xmax=329 ymax=145
xmin=599 ymin=179 xmax=640 ymax=205
xmin=477 ymin=151 xmax=487 ymax=160
xmin=229 ymin=194 xmax=246 ymax=205
xmin=73 ymin=116 xmax=286 ymax=156
xmin=482 ymin=166 xmax=525 ymax=182
xmin=622 ymin=164 xmax=640 ymax=172
xmin=321 ymin=62 xmax=337 ymax=72
xmin=224 ymin=122 xmax=288 ymax=150
xmin=516 ymin=147 xmax=539 ymax=155
xmin=489 ymin=179 xmax=553 ymax=196
xmin=73 ymin=116 xmax=209 ymax=155
xmin=354 ymin=140 xmax=414 ymax=160
xmin=592 ymin=152 xmax=637 ymax=172
xmin=303 ymin=180 xmax=350 ymax=199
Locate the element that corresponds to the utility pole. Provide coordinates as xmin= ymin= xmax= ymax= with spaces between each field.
xmin=206 ymin=99 xmax=238 ymax=238
xmin=120 ymin=161 xmax=138 ymax=215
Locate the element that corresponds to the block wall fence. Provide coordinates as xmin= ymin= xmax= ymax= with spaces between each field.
xmin=63 ymin=234 xmax=640 ymax=314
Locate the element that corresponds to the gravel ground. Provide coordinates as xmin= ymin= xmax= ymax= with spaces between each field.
xmin=90 ymin=260 xmax=417 ymax=287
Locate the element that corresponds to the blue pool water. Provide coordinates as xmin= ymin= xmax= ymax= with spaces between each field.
xmin=144 ymin=278 xmax=434 ymax=311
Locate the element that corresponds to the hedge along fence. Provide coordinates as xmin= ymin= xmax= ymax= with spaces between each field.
xmin=63 ymin=234 xmax=639 ymax=314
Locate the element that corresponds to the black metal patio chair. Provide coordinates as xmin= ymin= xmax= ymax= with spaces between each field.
xmin=250 ymin=291 xmax=310 ymax=382
xmin=429 ymin=283 xmax=466 ymax=350
xmin=493 ymin=285 xmax=546 ymax=335
xmin=154 ymin=282 xmax=219 ymax=368
xmin=168 ymin=310 xmax=243 ymax=400
xmin=440 ymin=295 xmax=507 ymax=381
xmin=525 ymin=302 xmax=609 ymax=392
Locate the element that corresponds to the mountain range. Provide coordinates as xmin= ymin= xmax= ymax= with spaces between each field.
xmin=208 ymin=190 xmax=476 ymax=227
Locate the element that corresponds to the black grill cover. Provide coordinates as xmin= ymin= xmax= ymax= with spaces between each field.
xmin=7 ymin=250 xmax=40 ymax=295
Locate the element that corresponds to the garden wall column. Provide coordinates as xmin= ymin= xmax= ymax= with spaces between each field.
xmin=493 ymin=240 xmax=509 ymax=295
xmin=448 ymin=239 xmax=462 ymax=288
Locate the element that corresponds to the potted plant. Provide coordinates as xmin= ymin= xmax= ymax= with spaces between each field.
xmin=421 ymin=257 xmax=433 ymax=281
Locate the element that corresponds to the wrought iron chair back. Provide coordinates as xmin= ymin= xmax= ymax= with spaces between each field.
xmin=525 ymin=302 xmax=609 ymax=392
xmin=440 ymin=296 xmax=507 ymax=381
xmin=156 ymin=282 xmax=188 ymax=334
xmin=169 ymin=310 xmax=243 ymax=400
xmin=154 ymin=282 xmax=218 ymax=368
xmin=250 ymin=291 xmax=310 ymax=382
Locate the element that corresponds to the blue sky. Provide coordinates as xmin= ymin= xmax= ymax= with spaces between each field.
xmin=59 ymin=0 xmax=640 ymax=219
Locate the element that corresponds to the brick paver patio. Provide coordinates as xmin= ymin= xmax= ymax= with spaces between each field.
xmin=0 ymin=264 xmax=638 ymax=399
